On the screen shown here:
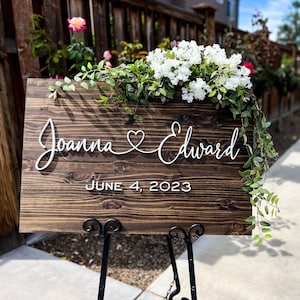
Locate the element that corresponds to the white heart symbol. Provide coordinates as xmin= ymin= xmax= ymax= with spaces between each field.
xmin=127 ymin=130 xmax=145 ymax=150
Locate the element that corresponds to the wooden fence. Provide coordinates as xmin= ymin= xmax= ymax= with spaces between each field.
xmin=0 ymin=0 xmax=300 ymax=251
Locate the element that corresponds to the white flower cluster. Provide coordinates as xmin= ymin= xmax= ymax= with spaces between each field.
xmin=146 ymin=40 xmax=252 ymax=103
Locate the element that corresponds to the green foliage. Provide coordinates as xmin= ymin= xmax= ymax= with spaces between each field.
xmin=67 ymin=38 xmax=94 ymax=76
xmin=117 ymin=41 xmax=147 ymax=64
xmin=224 ymin=14 xmax=274 ymax=99
xmin=223 ymin=12 xmax=300 ymax=100
xmin=27 ymin=14 xmax=94 ymax=77
xmin=274 ymin=54 xmax=300 ymax=96
xmin=157 ymin=38 xmax=171 ymax=50
xmin=277 ymin=1 xmax=300 ymax=47
xmin=27 ymin=14 xmax=68 ymax=76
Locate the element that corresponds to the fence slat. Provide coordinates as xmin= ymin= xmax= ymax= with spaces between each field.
xmin=92 ymin=0 xmax=109 ymax=60
xmin=179 ymin=21 xmax=186 ymax=41
xmin=11 ymin=0 xmax=39 ymax=87
xmin=68 ymin=0 xmax=93 ymax=46
xmin=190 ymin=23 xmax=197 ymax=40
xmin=0 ymin=1 xmax=20 ymax=237
xmin=112 ymin=5 xmax=126 ymax=52
xmin=145 ymin=11 xmax=154 ymax=51
xmin=43 ymin=0 xmax=66 ymax=43
xmin=129 ymin=8 xmax=141 ymax=43
xmin=170 ymin=17 xmax=178 ymax=40
xmin=157 ymin=13 xmax=167 ymax=44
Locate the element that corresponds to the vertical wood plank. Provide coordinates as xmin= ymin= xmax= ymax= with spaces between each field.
xmin=10 ymin=0 xmax=39 ymax=88
xmin=179 ymin=21 xmax=186 ymax=40
xmin=269 ymin=87 xmax=280 ymax=121
xmin=170 ymin=17 xmax=178 ymax=41
xmin=43 ymin=0 xmax=67 ymax=47
xmin=129 ymin=8 xmax=141 ymax=43
xmin=189 ymin=23 xmax=197 ymax=40
xmin=112 ymin=5 xmax=126 ymax=52
xmin=157 ymin=14 xmax=167 ymax=44
xmin=42 ymin=0 xmax=68 ymax=76
xmin=68 ymin=0 xmax=93 ymax=46
xmin=92 ymin=0 xmax=109 ymax=60
xmin=0 ymin=1 xmax=20 ymax=237
xmin=145 ymin=11 xmax=154 ymax=51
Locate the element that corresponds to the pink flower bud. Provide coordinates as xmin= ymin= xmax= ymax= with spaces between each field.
xmin=103 ymin=50 xmax=112 ymax=61
xmin=105 ymin=61 xmax=113 ymax=68
xmin=67 ymin=17 xmax=87 ymax=32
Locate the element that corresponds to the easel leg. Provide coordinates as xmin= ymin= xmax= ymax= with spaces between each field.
xmin=185 ymin=232 xmax=197 ymax=300
xmin=98 ymin=233 xmax=111 ymax=300
xmin=82 ymin=218 xmax=121 ymax=300
xmin=166 ymin=235 xmax=181 ymax=299
xmin=167 ymin=224 xmax=205 ymax=300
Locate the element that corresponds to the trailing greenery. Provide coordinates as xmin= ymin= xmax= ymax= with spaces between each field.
xmin=49 ymin=42 xmax=279 ymax=245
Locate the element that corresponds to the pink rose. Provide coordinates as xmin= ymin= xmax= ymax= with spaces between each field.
xmin=242 ymin=61 xmax=255 ymax=77
xmin=103 ymin=50 xmax=112 ymax=61
xmin=67 ymin=17 xmax=87 ymax=32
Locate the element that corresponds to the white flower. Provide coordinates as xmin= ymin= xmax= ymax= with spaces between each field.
xmin=173 ymin=40 xmax=203 ymax=65
xmin=227 ymin=53 xmax=242 ymax=70
xmin=145 ymin=40 xmax=253 ymax=102
xmin=182 ymin=78 xmax=210 ymax=103
xmin=203 ymin=44 xmax=227 ymax=66
xmin=224 ymin=76 xmax=241 ymax=90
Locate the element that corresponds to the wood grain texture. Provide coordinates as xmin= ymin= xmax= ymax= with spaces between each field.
xmin=20 ymin=78 xmax=252 ymax=235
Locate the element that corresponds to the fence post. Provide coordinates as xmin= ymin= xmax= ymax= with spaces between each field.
xmin=192 ymin=3 xmax=216 ymax=44
xmin=0 ymin=0 xmax=24 ymax=252
xmin=11 ymin=0 xmax=40 ymax=89
xmin=92 ymin=0 xmax=109 ymax=61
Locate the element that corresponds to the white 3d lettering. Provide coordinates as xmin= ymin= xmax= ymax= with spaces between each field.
xmin=35 ymin=118 xmax=240 ymax=171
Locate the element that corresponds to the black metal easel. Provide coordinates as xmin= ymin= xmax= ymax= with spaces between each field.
xmin=82 ymin=218 xmax=121 ymax=300
xmin=83 ymin=218 xmax=204 ymax=300
xmin=166 ymin=224 xmax=205 ymax=300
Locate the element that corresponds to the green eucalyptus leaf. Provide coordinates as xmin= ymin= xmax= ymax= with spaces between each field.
xmin=64 ymin=77 xmax=71 ymax=84
xmin=90 ymin=80 xmax=97 ymax=89
xmin=87 ymin=62 xmax=93 ymax=70
xmin=62 ymin=85 xmax=70 ymax=91
xmin=260 ymin=221 xmax=271 ymax=227
xmin=48 ymin=85 xmax=56 ymax=92
xmin=74 ymin=75 xmax=82 ymax=82
xmin=220 ymin=86 xmax=227 ymax=93
xmin=80 ymin=82 xmax=89 ymax=90
xmin=55 ymin=81 xmax=63 ymax=87
xmin=245 ymin=215 xmax=256 ymax=223
xmin=256 ymin=239 xmax=263 ymax=246
xmin=69 ymin=84 xmax=76 ymax=91
xmin=247 ymin=224 xmax=256 ymax=231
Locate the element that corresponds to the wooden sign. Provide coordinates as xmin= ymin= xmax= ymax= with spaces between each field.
xmin=20 ymin=78 xmax=251 ymax=235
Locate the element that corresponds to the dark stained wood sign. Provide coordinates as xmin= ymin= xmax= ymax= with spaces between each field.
xmin=19 ymin=78 xmax=251 ymax=235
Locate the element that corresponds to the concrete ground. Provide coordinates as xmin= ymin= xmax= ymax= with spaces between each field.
xmin=1 ymin=139 xmax=299 ymax=300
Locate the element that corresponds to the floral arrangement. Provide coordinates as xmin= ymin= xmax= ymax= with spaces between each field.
xmin=49 ymin=40 xmax=279 ymax=245
xmin=146 ymin=41 xmax=252 ymax=103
